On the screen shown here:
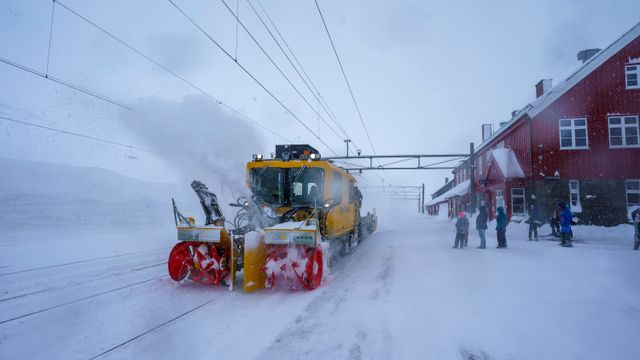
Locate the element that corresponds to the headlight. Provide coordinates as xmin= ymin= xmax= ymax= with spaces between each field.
xmin=253 ymin=153 xmax=263 ymax=161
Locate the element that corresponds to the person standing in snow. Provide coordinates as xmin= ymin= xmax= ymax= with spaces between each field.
xmin=632 ymin=208 xmax=640 ymax=251
xmin=496 ymin=206 xmax=508 ymax=248
xmin=559 ymin=202 xmax=573 ymax=247
xmin=453 ymin=211 xmax=469 ymax=249
xmin=550 ymin=203 xmax=561 ymax=237
xmin=476 ymin=205 xmax=488 ymax=249
xmin=527 ymin=204 xmax=540 ymax=241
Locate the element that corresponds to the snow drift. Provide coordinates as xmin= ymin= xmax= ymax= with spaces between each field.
xmin=0 ymin=157 xmax=174 ymax=230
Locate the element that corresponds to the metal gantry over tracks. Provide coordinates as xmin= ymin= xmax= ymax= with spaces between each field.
xmin=324 ymin=143 xmax=476 ymax=214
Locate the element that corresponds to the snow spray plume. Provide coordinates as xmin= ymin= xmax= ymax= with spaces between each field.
xmin=120 ymin=95 xmax=266 ymax=208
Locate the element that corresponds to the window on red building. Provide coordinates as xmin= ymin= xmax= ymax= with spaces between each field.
xmin=608 ymin=116 xmax=639 ymax=147
xmin=626 ymin=64 xmax=639 ymax=89
xmin=495 ymin=190 xmax=504 ymax=213
xmin=559 ymin=118 xmax=588 ymax=149
xmin=569 ymin=180 xmax=582 ymax=213
xmin=511 ymin=188 xmax=525 ymax=215
xmin=627 ymin=180 xmax=640 ymax=207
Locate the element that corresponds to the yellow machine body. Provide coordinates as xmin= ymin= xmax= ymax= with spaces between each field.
xmin=242 ymin=158 xmax=360 ymax=291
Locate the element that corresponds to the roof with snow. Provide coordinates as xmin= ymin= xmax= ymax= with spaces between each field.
xmin=488 ymin=149 xmax=525 ymax=179
xmin=476 ymin=21 xmax=640 ymax=154
xmin=425 ymin=179 xmax=469 ymax=206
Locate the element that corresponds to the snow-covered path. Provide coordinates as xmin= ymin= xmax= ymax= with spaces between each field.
xmin=1 ymin=216 xmax=639 ymax=360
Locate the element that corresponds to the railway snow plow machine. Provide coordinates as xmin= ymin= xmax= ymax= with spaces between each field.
xmin=168 ymin=144 xmax=377 ymax=291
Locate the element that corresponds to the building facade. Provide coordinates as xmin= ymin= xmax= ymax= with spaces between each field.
xmin=450 ymin=23 xmax=640 ymax=225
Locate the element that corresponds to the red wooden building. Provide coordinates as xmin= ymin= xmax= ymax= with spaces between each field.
xmin=450 ymin=22 xmax=640 ymax=225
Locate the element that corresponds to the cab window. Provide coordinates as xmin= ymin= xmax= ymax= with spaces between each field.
xmin=250 ymin=167 xmax=284 ymax=206
xmin=289 ymin=167 xmax=324 ymax=206
xmin=332 ymin=173 xmax=343 ymax=204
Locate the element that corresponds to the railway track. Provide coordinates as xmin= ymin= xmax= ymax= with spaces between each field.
xmin=87 ymin=296 xmax=217 ymax=360
xmin=0 ymin=274 xmax=168 ymax=325
xmin=0 ymin=246 xmax=170 ymax=277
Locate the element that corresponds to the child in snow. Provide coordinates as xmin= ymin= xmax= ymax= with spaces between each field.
xmin=476 ymin=206 xmax=488 ymax=249
xmin=453 ymin=211 xmax=469 ymax=249
xmin=496 ymin=207 xmax=508 ymax=248
xmin=559 ymin=202 xmax=573 ymax=247
xmin=632 ymin=208 xmax=640 ymax=251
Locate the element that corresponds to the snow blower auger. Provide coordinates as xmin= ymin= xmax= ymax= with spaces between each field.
xmin=168 ymin=181 xmax=233 ymax=286
xmin=167 ymin=144 xmax=377 ymax=292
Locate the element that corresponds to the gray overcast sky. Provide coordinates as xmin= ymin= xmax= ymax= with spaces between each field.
xmin=1 ymin=0 xmax=639 ymax=197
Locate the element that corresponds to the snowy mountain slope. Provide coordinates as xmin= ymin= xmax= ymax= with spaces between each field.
xmin=0 ymin=157 xmax=176 ymax=229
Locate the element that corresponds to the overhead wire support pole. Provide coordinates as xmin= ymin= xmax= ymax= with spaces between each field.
xmin=339 ymin=166 xmax=457 ymax=171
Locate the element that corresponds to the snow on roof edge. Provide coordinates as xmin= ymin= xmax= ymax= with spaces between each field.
xmin=489 ymin=148 xmax=525 ymax=179
xmin=425 ymin=180 xmax=470 ymax=206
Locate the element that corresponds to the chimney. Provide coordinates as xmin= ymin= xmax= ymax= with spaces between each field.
xmin=577 ymin=48 xmax=601 ymax=64
xmin=481 ymin=123 xmax=493 ymax=142
xmin=445 ymin=177 xmax=449 ymax=184
xmin=535 ymin=79 xmax=552 ymax=98
xmin=511 ymin=110 xmax=518 ymax=118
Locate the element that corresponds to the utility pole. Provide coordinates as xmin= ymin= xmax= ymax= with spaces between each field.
xmin=344 ymin=139 xmax=351 ymax=157
xmin=469 ymin=142 xmax=476 ymax=213
xmin=421 ymin=183 xmax=425 ymax=214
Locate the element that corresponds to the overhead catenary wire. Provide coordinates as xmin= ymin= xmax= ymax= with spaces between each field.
xmin=218 ymin=0 xmax=345 ymax=144
xmin=54 ymin=0 xmax=291 ymax=143
xmin=0 ymin=114 xmax=149 ymax=151
xmin=313 ymin=0 xmax=376 ymax=155
xmin=45 ymin=0 xmax=56 ymax=77
xmin=255 ymin=0 xmax=352 ymax=148
xmin=167 ymin=0 xmax=339 ymax=156
xmin=245 ymin=0 xmax=358 ymax=152
xmin=0 ymin=56 xmax=132 ymax=111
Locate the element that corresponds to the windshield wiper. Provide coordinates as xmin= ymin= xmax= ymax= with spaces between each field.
xmin=293 ymin=165 xmax=307 ymax=183
xmin=257 ymin=164 xmax=271 ymax=178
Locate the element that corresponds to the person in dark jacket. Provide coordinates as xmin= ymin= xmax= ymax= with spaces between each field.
xmin=559 ymin=202 xmax=573 ymax=247
xmin=496 ymin=206 xmax=508 ymax=248
xmin=453 ymin=211 xmax=469 ymax=249
xmin=476 ymin=206 xmax=488 ymax=249
xmin=550 ymin=204 xmax=561 ymax=237
xmin=632 ymin=208 xmax=639 ymax=251
xmin=527 ymin=204 xmax=540 ymax=241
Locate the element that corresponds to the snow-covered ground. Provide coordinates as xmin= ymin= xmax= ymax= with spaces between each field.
xmin=1 ymin=159 xmax=639 ymax=359
xmin=1 ymin=213 xmax=639 ymax=359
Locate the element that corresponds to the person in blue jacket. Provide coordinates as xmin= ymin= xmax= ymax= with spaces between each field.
xmin=559 ymin=202 xmax=573 ymax=247
xmin=496 ymin=206 xmax=508 ymax=248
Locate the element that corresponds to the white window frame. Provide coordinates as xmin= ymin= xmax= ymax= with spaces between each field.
xmin=510 ymin=188 xmax=526 ymax=215
xmin=627 ymin=179 xmax=640 ymax=207
xmin=569 ymin=180 xmax=582 ymax=213
xmin=626 ymin=64 xmax=639 ymax=89
xmin=495 ymin=190 xmax=505 ymax=213
xmin=477 ymin=154 xmax=483 ymax=176
xmin=559 ymin=118 xmax=589 ymax=150
xmin=608 ymin=115 xmax=639 ymax=148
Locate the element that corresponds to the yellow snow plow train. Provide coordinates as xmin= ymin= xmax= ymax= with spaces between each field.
xmin=168 ymin=144 xmax=377 ymax=291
